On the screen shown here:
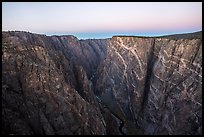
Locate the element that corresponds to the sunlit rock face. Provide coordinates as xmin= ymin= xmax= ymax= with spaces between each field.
xmin=94 ymin=33 xmax=202 ymax=135
xmin=2 ymin=31 xmax=202 ymax=135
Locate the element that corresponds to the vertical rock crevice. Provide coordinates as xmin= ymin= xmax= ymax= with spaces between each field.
xmin=2 ymin=31 xmax=202 ymax=135
xmin=140 ymin=39 xmax=156 ymax=113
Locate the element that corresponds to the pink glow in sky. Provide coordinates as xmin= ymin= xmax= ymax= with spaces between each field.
xmin=2 ymin=2 xmax=202 ymax=39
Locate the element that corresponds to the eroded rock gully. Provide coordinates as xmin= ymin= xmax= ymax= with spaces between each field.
xmin=2 ymin=31 xmax=202 ymax=135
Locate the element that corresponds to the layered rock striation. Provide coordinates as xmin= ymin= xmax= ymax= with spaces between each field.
xmin=2 ymin=31 xmax=202 ymax=135
xmin=95 ymin=32 xmax=202 ymax=135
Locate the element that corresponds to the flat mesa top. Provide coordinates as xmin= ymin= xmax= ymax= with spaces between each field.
xmin=112 ymin=31 xmax=202 ymax=40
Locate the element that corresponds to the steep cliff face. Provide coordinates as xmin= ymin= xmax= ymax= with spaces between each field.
xmin=95 ymin=34 xmax=202 ymax=135
xmin=2 ymin=31 xmax=106 ymax=135
xmin=2 ymin=31 xmax=202 ymax=135
xmin=46 ymin=35 xmax=108 ymax=79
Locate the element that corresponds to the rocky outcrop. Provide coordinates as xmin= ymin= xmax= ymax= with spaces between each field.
xmin=2 ymin=31 xmax=106 ymax=135
xmin=2 ymin=31 xmax=202 ymax=135
xmin=95 ymin=33 xmax=202 ymax=135
xmin=50 ymin=35 xmax=108 ymax=78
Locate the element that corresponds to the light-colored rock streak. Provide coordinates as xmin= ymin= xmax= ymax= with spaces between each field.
xmin=117 ymin=38 xmax=144 ymax=73
xmin=193 ymin=62 xmax=202 ymax=70
xmin=182 ymin=83 xmax=202 ymax=107
xmin=163 ymin=50 xmax=190 ymax=63
xmin=154 ymin=73 xmax=164 ymax=82
xmin=163 ymin=50 xmax=202 ymax=74
xmin=150 ymin=85 xmax=159 ymax=101
xmin=154 ymin=74 xmax=183 ymax=91
xmin=148 ymin=97 xmax=159 ymax=110
xmin=112 ymin=46 xmax=127 ymax=80
xmin=189 ymin=75 xmax=202 ymax=85
xmin=163 ymin=49 xmax=202 ymax=70
xmin=158 ymin=51 xmax=202 ymax=78
xmin=132 ymin=70 xmax=144 ymax=80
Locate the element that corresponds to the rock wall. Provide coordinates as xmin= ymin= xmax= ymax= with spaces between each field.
xmin=95 ymin=34 xmax=202 ymax=135
xmin=2 ymin=31 xmax=202 ymax=135
xmin=2 ymin=31 xmax=107 ymax=135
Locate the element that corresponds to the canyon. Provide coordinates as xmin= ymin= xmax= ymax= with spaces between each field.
xmin=2 ymin=31 xmax=202 ymax=135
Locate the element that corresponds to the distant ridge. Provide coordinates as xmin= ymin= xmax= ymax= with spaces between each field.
xmin=160 ymin=31 xmax=202 ymax=40
xmin=112 ymin=31 xmax=202 ymax=40
xmin=2 ymin=30 xmax=202 ymax=40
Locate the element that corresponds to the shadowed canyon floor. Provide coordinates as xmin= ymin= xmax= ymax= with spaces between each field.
xmin=2 ymin=31 xmax=202 ymax=135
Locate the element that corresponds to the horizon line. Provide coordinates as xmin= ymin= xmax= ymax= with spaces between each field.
xmin=2 ymin=30 xmax=202 ymax=40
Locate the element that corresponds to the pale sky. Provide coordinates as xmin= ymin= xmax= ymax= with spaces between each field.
xmin=2 ymin=2 xmax=202 ymax=39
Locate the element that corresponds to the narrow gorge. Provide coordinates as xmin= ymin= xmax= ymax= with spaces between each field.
xmin=2 ymin=31 xmax=202 ymax=135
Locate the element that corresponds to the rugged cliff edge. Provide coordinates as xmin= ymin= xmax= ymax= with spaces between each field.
xmin=2 ymin=31 xmax=107 ymax=135
xmin=2 ymin=31 xmax=202 ymax=135
xmin=95 ymin=32 xmax=202 ymax=135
